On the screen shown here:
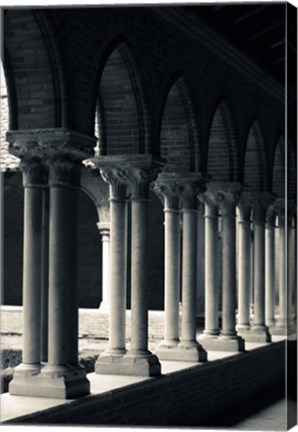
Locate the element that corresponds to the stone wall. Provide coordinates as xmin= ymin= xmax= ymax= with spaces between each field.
xmin=4 ymin=341 xmax=286 ymax=426
xmin=1 ymin=306 xmax=168 ymax=341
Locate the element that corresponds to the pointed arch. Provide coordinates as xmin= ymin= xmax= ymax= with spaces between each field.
xmin=244 ymin=118 xmax=268 ymax=192
xmin=206 ymin=98 xmax=239 ymax=181
xmin=272 ymin=134 xmax=285 ymax=198
xmin=159 ymin=74 xmax=199 ymax=172
xmin=3 ymin=9 xmax=67 ymax=130
xmin=96 ymin=37 xmax=150 ymax=155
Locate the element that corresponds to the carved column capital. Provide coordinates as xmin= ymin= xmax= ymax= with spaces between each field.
xmin=99 ymin=166 xmax=128 ymax=200
xmin=7 ymin=128 xmax=95 ymax=163
xmin=199 ymin=182 xmax=243 ymax=216
xmin=47 ymin=158 xmax=76 ymax=187
xmin=266 ymin=205 xmax=276 ymax=227
xmin=176 ymin=175 xmax=206 ymax=210
xmin=95 ymin=154 xmax=161 ymax=200
xmin=97 ymin=222 xmax=110 ymax=240
xmin=237 ymin=192 xmax=252 ymax=223
xmin=20 ymin=159 xmax=45 ymax=188
xmin=123 ymin=166 xmax=159 ymax=200
xmin=249 ymin=192 xmax=275 ymax=224
xmin=152 ymin=172 xmax=181 ymax=210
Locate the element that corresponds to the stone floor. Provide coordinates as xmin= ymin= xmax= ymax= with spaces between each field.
xmin=1 ymin=332 xmax=296 ymax=430
xmin=232 ymin=398 xmax=297 ymax=431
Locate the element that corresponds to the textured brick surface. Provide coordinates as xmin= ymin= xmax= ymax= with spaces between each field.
xmin=0 ymin=306 xmax=168 ymax=341
xmin=4 ymin=341 xmax=286 ymax=426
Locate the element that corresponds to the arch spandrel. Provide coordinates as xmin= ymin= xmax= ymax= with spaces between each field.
xmin=206 ymin=99 xmax=239 ymax=182
xmin=159 ymin=75 xmax=199 ymax=173
xmin=244 ymin=118 xmax=268 ymax=192
xmin=272 ymin=135 xmax=285 ymax=198
xmin=96 ymin=38 xmax=150 ymax=156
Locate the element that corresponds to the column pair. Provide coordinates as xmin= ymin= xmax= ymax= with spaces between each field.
xmin=237 ymin=192 xmax=273 ymax=342
xmin=270 ymin=199 xmax=296 ymax=336
xmin=95 ymin=155 xmax=161 ymax=376
xmin=153 ymin=172 xmax=207 ymax=362
xmin=8 ymin=130 xmax=94 ymax=399
xmin=236 ymin=195 xmax=276 ymax=335
xmin=198 ymin=182 xmax=245 ymax=351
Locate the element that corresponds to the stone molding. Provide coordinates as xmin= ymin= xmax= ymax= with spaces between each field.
xmin=249 ymin=192 xmax=275 ymax=224
xmin=199 ymin=182 xmax=243 ymax=216
xmin=124 ymin=166 xmax=159 ymax=199
xmin=176 ymin=176 xmax=206 ymax=210
xmin=153 ymin=171 xmax=206 ymax=210
xmin=6 ymin=128 xmax=96 ymax=165
xmin=97 ymin=221 xmax=110 ymax=239
xmin=98 ymin=166 xmax=128 ymax=200
xmin=237 ymin=191 xmax=252 ymax=223
xmin=266 ymin=205 xmax=276 ymax=227
xmin=95 ymin=154 xmax=162 ymax=200
xmin=20 ymin=159 xmax=45 ymax=188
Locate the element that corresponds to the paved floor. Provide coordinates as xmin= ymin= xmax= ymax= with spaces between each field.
xmin=232 ymin=398 xmax=297 ymax=431
xmin=1 ymin=333 xmax=296 ymax=430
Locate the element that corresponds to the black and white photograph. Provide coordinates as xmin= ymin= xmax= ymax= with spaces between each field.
xmin=0 ymin=0 xmax=297 ymax=429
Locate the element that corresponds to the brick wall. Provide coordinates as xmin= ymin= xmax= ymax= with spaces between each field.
xmin=3 ymin=7 xmax=285 ymax=171
xmin=0 ymin=306 xmax=168 ymax=341
xmin=5 ymin=341 xmax=286 ymax=426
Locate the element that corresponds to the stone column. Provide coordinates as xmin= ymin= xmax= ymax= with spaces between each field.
xmin=271 ymin=200 xmax=296 ymax=335
xmin=176 ymin=178 xmax=207 ymax=361
xmin=236 ymin=197 xmax=252 ymax=335
xmin=41 ymin=159 xmax=90 ymax=397
xmin=7 ymin=128 xmax=95 ymax=399
xmin=95 ymin=163 xmax=129 ymax=374
xmin=153 ymin=172 xmax=182 ymax=360
xmin=196 ymin=202 xmax=205 ymax=321
xmin=265 ymin=206 xmax=276 ymax=328
xmin=97 ymin=222 xmax=110 ymax=312
xmin=247 ymin=193 xmax=273 ymax=342
xmin=123 ymin=163 xmax=161 ymax=375
xmin=9 ymin=159 xmax=44 ymax=396
xmin=66 ymin=165 xmax=81 ymax=365
xmin=287 ymin=208 xmax=296 ymax=335
xmin=218 ymin=185 xmax=244 ymax=350
xmin=199 ymin=182 xmax=244 ymax=351
xmin=198 ymin=189 xmax=220 ymax=344
xmin=41 ymin=186 xmax=49 ymax=363
xmin=288 ymin=209 xmax=297 ymax=330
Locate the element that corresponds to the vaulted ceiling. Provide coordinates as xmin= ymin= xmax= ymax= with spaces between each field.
xmin=188 ymin=3 xmax=296 ymax=88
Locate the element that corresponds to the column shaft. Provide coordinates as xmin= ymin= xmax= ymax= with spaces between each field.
xmin=221 ymin=213 xmax=237 ymax=336
xmin=252 ymin=222 xmax=267 ymax=328
xmin=164 ymin=207 xmax=181 ymax=345
xmin=181 ymin=210 xmax=197 ymax=343
xmin=101 ymin=230 xmax=110 ymax=310
xmin=196 ymin=203 xmax=205 ymax=318
xmin=276 ymin=217 xmax=286 ymax=327
xmin=265 ymin=220 xmax=276 ymax=327
xmin=288 ymin=221 xmax=296 ymax=326
xmin=108 ymin=198 xmax=128 ymax=354
xmin=130 ymin=199 xmax=149 ymax=354
xmin=41 ymin=188 xmax=49 ymax=363
xmin=48 ymin=186 xmax=69 ymax=366
xmin=203 ymin=204 xmax=219 ymax=336
xmin=237 ymin=218 xmax=251 ymax=329
xmin=66 ymin=185 xmax=79 ymax=364
xmin=22 ymin=184 xmax=43 ymax=366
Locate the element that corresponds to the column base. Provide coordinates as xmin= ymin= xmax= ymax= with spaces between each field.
xmin=241 ymin=325 xmax=271 ymax=343
xmin=198 ymin=334 xmax=245 ymax=351
xmin=95 ymin=352 xmax=161 ymax=376
xmin=154 ymin=341 xmax=207 ymax=362
xmin=269 ymin=324 xmax=296 ymax=336
xmin=9 ymin=364 xmax=90 ymax=399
